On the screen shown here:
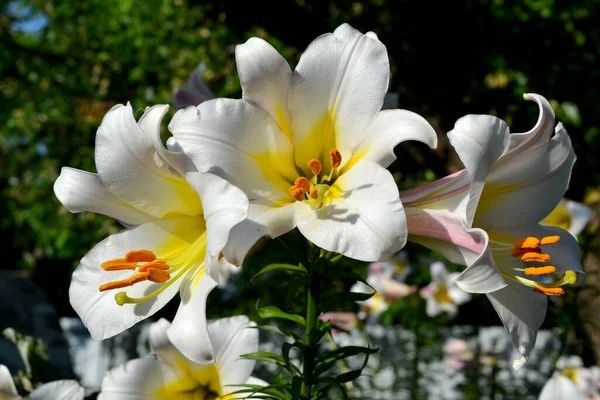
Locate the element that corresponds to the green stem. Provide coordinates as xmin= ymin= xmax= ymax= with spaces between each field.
xmin=301 ymin=270 xmax=320 ymax=399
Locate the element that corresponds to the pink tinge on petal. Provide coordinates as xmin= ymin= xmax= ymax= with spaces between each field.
xmin=320 ymin=312 xmax=358 ymax=333
xmin=400 ymin=170 xmax=466 ymax=205
xmin=405 ymin=208 xmax=485 ymax=255
xmin=382 ymin=280 xmax=416 ymax=300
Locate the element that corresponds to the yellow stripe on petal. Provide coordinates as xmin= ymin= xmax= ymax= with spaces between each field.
xmin=541 ymin=201 xmax=572 ymax=231
xmin=274 ymin=102 xmax=293 ymax=142
xmin=154 ymin=359 xmax=222 ymax=399
xmin=294 ymin=110 xmax=338 ymax=176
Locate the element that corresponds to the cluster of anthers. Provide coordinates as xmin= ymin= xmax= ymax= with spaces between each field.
xmin=493 ymin=235 xmax=577 ymax=296
xmin=288 ymin=148 xmax=342 ymax=209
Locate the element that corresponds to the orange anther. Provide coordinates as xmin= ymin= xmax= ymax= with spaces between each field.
xmin=524 ymin=266 xmax=557 ymax=276
xmin=511 ymin=247 xmax=541 ymax=257
xmin=138 ymin=260 xmax=169 ymax=272
xmin=520 ymin=252 xmax=551 ymax=263
xmin=310 ymin=188 xmax=319 ymax=199
xmin=125 ymin=250 xmax=156 ymax=262
xmin=290 ymin=187 xmax=305 ymax=202
xmin=329 ymin=148 xmax=342 ymax=168
xmin=98 ymin=272 xmax=149 ymax=292
xmin=307 ymin=159 xmax=322 ymax=175
xmin=540 ymin=236 xmax=560 ymax=246
xmin=295 ymin=177 xmax=311 ymax=193
xmin=533 ymin=286 xmax=565 ymax=296
xmin=101 ymin=258 xmax=138 ymax=271
xmin=513 ymin=237 xmax=540 ymax=250
xmin=147 ymin=268 xmax=170 ymax=283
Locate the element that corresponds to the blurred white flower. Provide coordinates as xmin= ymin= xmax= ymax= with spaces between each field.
xmin=420 ymin=261 xmax=471 ymax=318
xmin=541 ymin=199 xmax=594 ymax=238
xmin=0 ymin=365 xmax=83 ymax=400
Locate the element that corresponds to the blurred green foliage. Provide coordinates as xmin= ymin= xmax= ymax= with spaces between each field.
xmin=1 ymin=0 xmax=598 ymax=347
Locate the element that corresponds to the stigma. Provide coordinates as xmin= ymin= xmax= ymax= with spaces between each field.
xmin=491 ymin=235 xmax=577 ymax=297
xmin=288 ymin=147 xmax=342 ymax=208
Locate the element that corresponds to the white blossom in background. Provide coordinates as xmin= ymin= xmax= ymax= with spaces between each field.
xmin=539 ymin=356 xmax=600 ymax=400
xmin=541 ymin=199 xmax=594 ymax=238
xmin=420 ymin=261 xmax=471 ymax=318
xmin=0 ymin=365 xmax=84 ymax=400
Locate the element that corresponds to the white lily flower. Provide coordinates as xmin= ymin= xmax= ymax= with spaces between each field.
xmin=99 ymin=316 xmax=265 ymax=400
xmin=401 ymin=93 xmax=584 ymax=366
xmin=542 ymin=199 xmax=594 ymax=237
xmin=420 ymin=261 xmax=471 ymax=318
xmin=538 ymin=356 xmax=597 ymax=400
xmin=0 ymin=365 xmax=84 ymax=400
xmin=169 ymin=23 xmax=437 ymax=264
xmin=54 ymin=104 xmax=249 ymax=364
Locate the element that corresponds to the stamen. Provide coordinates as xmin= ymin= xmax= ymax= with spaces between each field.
xmin=138 ymin=260 xmax=169 ymax=272
xmin=513 ymin=237 xmax=540 ymax=250
xmin=125 ymin=250 xmax=156 ymax=262
xmin=147 ymin=268 xmax=171 ymax=283
xmin=295 ymin=177 xmax=311 ymax=193
xmin=290 ymin=186 xmax=305 ymax=202
xmin=524 ymin=266 xmax=556 ymax=276
xmin=309 ymin=188 xmax=318 ymax=199
xmin=307 ymin=159 xmax=322 ymax=175
xmin=329 ymin=148 xmax=342 ymax=168
xmin=533 ymin=286 xmax=565 ymax=296
xmin=99 ymin=272 xmax=149 ymax=292
xmin=101 ymin=259 xmax=137 ymax=271
xmin=511 ymin=247 xmax=541 ymax=257
xmin=520 ymin=252 xmax=551 ymax=263
xmin=540 ymin=236 xmax=560 ymax=246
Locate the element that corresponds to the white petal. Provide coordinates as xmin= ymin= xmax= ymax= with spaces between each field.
xmin=506 ymin=93 xmax=555 ymax=155
xmin=28 ymin=380 xmax=84 ymax=400
xmin=448 ymin=285 xmax=472 ymax=306
xmin=447 ymin=114 xmax=510 ymax=226
xmin=0 ymin=365 xmax=18 ymax=397
xmin=69 ymin=217 xmax=204 ymax=340
xmin=538 ymin=375 xmax=587 ymax=400
xmin=170 ymin=99 xmax=297 ymax=205
xmin=236 ymin=37 xmax=293 ymax=137
xmin=400 ymin=170 xmax=471 ymax=214
xmin=288 ymin=23 xmax=390 ymax=171
xmin=430 ymin=261 xmax=449 ymax=283
xmin=295 ymin=162 xmax=406 ymax=262
xmin=565 ymin=199 xmax=593 ymax=237
xmin=138 ymin=104 xmax=195 ymax=176
xmin=186 ymin=172 xmax=248 ymax=279
xmin=486 ymin=280 xmax=547 ymax=361
xmin=349 ymin=109 xmax=438 ymax=169
xmin=425 ymin=298 xmax=444 ymax=317
xmin=405 ymin=208 xmax=506 ymax=293
xmin=54 ymin=167 xmax=155 ymax=226
xmin=95 ymin=103 xmax=202 ymax=217
xmin=167 ymin=273 xmax=218 ymax=365
xmin=210 ymin=316 xmax=258 ymax=394
xmin=223 ymin=202 xmax=297 ymax=266
xmin=99 ymin=358 xmax=181 ymax=400
xmin=476 ymin=123 xmax=576 ymax=229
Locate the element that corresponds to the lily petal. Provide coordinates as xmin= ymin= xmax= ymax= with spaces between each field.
xmin=538 ymin=375 xmax=587 ymax=400
xmin=236 ymin=37 xmax=292 ymax=137
xmin=28 ymin=380 xmax=84 ymax=400
xmin=476 ymin=124 xmax=576 ymax=229
xmin=223 ymin=203 xmax=297 ymax=266
xmin=54 ymin=167 xmax=155 ymax=226
xmin=288 ymin=23 xmax=389 ymax=171
xmin=170 ymin=99 xmax=297 ymax=203
xmin=430 ymin=261 xmax=449 ymax=283
xmin=348 ymin=109 xmax=438 ymax=170
xmin=486 ymin=279 xmax=547 ymax=363
xmin=0 ymin=365 xmax=17 ymax=397
xmin=209 ymin=316 xmax=258 ymax=394
xmin=295 ymin=161 xmax=405 ymax=262
xmin=506 ymin=93 xmax=555 ymax=154
xmin=405 ymin=208 xmax=506 ymax=293
xmin=564 ymin=199 xmax=593 ymax=237
xmin=69 ymin=217 xmax=204 ymax=341
xmin=186 ymin=172 xmax=248 ymax=278
xmin=173 ymin=63 xmax=215 ymax=108
xmin=447 ymin=114 xmax=510 ymax=226
xmin=99 ymin=358 xmax=181 ymax=400
xmin=95 ymin=103 xmax=202 ymax=217
xmin=167 ymin=272 xmax=218 ymax=365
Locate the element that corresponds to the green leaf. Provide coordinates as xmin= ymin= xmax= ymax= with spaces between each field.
xmin=257 ymin=306 xmax=306 ymax=326
xmin=252 ymin=263 xmax=307 ymax=280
